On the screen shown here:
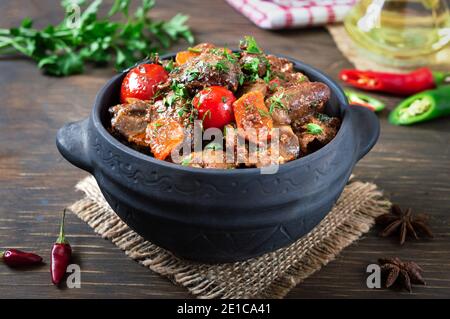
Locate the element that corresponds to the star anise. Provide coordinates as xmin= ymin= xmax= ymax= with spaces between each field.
xmin=378 ymin=257 xmax=425 ymax=292
xmin=375 ymin=204 xmax=433 ymax=245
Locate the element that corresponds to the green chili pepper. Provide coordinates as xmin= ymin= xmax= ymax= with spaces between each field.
xmin=389 ymin=85 xmax=450 ymax=125
xmin=344 ymin=89 xmax=385 ymax=112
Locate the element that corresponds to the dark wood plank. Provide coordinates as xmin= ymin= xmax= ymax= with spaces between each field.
xmin=0 ymin=0 xmax=449 ymax=299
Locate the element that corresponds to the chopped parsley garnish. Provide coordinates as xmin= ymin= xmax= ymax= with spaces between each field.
xmin=152 ymin=122 xmax=163 ymax=133
xmin=263 ymin=69 xmax=272 ymax=83
xmin=164 ymin=60 xmax=175 ymax=72
xmin=240 ymin=54 xmax=271 ymax=84
xmin=221 ymin=96 xmax=228 ymax=103
xmin=163 ymin=94 xmax=176 ymax=107
xmin=209 ymin=48 xmax=221 ymax=55
xmin=177 ymin=101 xmax=197 ymax=125
xmin=243 ymin=57 xmax=260 ymax=73
xmin=214 ymin=60 xmax=229 ymax=72
xmin=177 ymin=106 xmax=187 ymax=117
xmin=245 ymin=73 xmax=260 ymax=83
xmin=268 ymin=92 xmax=287 ymax=114
xmin=238 ymin=73 xmax=245 ymax=86
xmin=171 ymin=81 xmax=189 ymax=99
xmin=240 ymin=36 xmax=262 ymax=54
xmin=184 ymin=68 xmax=200 ymax=81
xmin=306 ymin=123 xmax=323 ymax=135
xmin=223 ymin=49 xmax=238 ymax=63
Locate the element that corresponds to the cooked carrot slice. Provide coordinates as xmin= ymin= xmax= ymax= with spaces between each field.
xmin=175 ymin=44 xmax=230 ymax=66
xmin=175 ymin=51 xmax=199 ymax=65
xmin=146 ymin=118 xmax=184 ymax=160
xmin=233 ymin=91 xmax=273 ymax=144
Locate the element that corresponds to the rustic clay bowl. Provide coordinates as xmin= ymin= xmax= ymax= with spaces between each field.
xmin=56 ymin=53 xmax=379 ymax=262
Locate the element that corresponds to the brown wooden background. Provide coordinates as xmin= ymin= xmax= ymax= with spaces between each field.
xmin=0 ymin=0 xmax=449 ymax=299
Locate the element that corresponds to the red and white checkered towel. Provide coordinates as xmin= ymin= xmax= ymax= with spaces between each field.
xmin=226 ymin=0 xmax=357 ymax=29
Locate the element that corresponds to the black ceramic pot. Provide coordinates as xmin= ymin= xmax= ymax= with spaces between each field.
xmin=56 ymin=54 xmax=380 ymax=263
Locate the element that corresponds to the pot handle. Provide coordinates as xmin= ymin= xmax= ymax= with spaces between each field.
xmin=348 ymin=105 xmax=380 ymax=161
xmin=56 ymin=118 xmax=93 ymax=173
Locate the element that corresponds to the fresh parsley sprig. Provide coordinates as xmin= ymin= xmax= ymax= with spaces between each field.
xmin=0 ymin=0 xmax=194 ymax=76
xmin=240 ymin=36 xmax=262 ymax=54
xmin=239 ymin=36 xmax=272 ymax=83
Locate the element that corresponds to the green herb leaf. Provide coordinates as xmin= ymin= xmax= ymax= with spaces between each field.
xmin=306 ymin=123 xmax=323 ymax=135
xmin=222 ymin=48 xmax=237 ymax=63
xmin=164 ymin=59 xmax=175 ymax=72
xmin=243 ymin=57 xmax=260 ymax=73
xmin=134 ymin=0 xmax=155 ymax=19
xmin=240 ymin=36 xmax=262 ymax=54
xmin=163 ymin=94 xmax=176 ymax=107
xmin=238 ymin=73 xmax=245 ymax=86
xmin=159 ymin=13 xmax=194 ymax=44
xmin=38 ymin=50 xmax=84 ymax=76
xmin=80 ymin=0 xmax=102 ymax=25
xmin=185 ymin=68 xmax=200 ymax=81
xmin=263 ymin=68 xmax=271 ymax=83
xmin=171 ymin=81 xmax=188 ymax=99
xmin=109 ymin=0 xmax=131 ymax=17
xmin=268 ymin=92 xmax=286 ymax=114
xmin=214 ymin=59 xmax=229 ymax=72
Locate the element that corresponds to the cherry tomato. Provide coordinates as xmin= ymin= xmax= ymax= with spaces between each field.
xmin=120 ymin=64 xmax=168 ymax=103
xmin=193 ymin=86 xmax=236 ymax=129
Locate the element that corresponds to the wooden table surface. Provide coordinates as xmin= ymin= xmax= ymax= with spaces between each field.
xmin=1 ymin=0 xmax=449 ymax=299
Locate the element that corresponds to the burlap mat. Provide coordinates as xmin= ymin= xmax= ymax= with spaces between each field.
xmin=327 ymin=25 xmax=450 ymax=72
xmin=68 ymin=175 xmax=390 ymax=298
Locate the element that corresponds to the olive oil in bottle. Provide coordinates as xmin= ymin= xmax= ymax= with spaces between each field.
xmin=344 ymin=0 xmax=450 ymax=66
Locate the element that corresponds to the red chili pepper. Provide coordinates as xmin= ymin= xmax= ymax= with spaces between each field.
xmin=51 ymin=209 xmax=72 ymax=285
xmin=0 ymin=249 xmax=43 ymax=267
xmin=339 ymin=68 xmax=450 ymax=96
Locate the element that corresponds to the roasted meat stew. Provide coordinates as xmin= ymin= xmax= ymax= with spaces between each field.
xmin=109 ymin=36 xmax=341 ymax=169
